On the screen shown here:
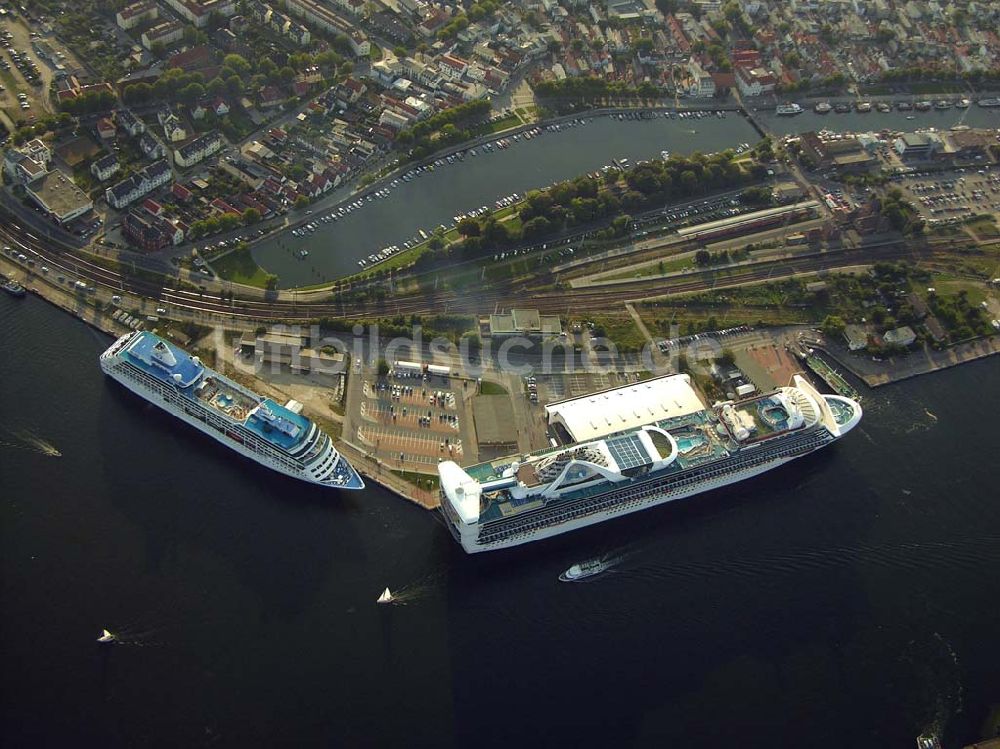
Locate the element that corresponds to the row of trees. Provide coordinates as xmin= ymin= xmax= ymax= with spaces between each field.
xmin=879 ymin=66 xmax=1000 ymax=84
xmin=58 ymin=89 xmax=116 ymax=115
xmin=399 ymin=99 xmax=491 ymax=141
xmin=122 ymin=68 xmax=211 ymax=106
xmin=619 ymin=151 xmax=763 ymax=208
xmin=121 ymin=49 xmax=341 ymax=108
xmin=9 ymin=112 xmax=73 ymax=145
xmin=396 ymin=100 xmax=492 ymax=160
xmin=187 ymin=212 xmax=243 ymax=239
xmin=533 ymin=77 xmax=665 ymax=102
xmin=413 ymin=151 xmax=760 ymax=269
xmin=436 ymin=0 xmax=498 ymax=41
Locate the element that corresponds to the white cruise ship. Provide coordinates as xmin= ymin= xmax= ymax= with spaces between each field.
xmin=100 ymin=331 xmax=364 ymax=489
xmin=439 ymin=373 xmax=860 ymax=553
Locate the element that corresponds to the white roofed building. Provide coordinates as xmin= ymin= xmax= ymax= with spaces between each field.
xmin=545 ymin=373 xmax=705 ymax=443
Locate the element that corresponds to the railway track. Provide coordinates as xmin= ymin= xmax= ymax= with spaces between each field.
xmin=1 ymin=212 xmax=980 ymax=325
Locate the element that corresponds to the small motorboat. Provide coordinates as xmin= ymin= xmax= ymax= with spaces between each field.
xmin=376 ymin=588 xmax=393 ymax=604
xmin=97 ymin=629 xmax=117 ymax=644
xmin=559 ymin=555 xmax=620 ymax=582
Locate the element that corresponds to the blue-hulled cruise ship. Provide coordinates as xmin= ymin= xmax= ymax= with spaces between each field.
xmin=439 ymin=373 xmax=860 ymax=553
xmin=100 ymin=331 xmax=364 ymax=489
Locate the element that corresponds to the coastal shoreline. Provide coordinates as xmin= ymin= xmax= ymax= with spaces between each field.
xmin=815 ymin=338 xmax=1000 ymax=388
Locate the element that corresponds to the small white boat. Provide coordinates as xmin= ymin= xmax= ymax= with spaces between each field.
xmin=97 ymin=629 xmax=116 ymax=644
xmin=377 ymin=587 xmax=393 ymax=604
xmin=559 ymin=556 xmax=620 ymax=582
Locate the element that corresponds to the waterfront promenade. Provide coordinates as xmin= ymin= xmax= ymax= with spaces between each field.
xmin=826 ymin=336 xmax=1000 ymax=388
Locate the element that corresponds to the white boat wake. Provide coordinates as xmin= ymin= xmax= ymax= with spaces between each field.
xmin=0 ymin=426 xmax=62 ymax=457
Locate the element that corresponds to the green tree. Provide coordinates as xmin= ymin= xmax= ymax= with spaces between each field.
xmin=242 ymin=208 xmax=261 ymax=225
xmin=295 ymin=195 xmax=310 ymax=211
xmin=821 ymin=315 xmax=847 ymax=337
xmin=223 ymin=54 xmax=251 ymax=78
xmin=207 ymin=77 xmax=227 ymax=97
xmin=179 ymin=82 xmax=205 ymax=103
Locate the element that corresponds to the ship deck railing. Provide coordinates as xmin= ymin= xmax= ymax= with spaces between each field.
xmin=475 ymin=428 xmax=833 ymax=539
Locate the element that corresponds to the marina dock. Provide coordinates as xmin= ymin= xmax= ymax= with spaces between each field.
xmin=805 ymin=355 xmax=862 ymax=400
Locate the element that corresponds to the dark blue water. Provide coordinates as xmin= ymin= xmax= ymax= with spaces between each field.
xmin=2 ymin=294 xmax=999 ymax=748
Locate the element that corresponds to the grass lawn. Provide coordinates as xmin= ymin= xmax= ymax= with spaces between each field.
xmin=478 ymin=380 xmax=507 ymax=395
xmin=213 ymin=250 xmax=270 ymax=287
xmin=604 ymin=253 xmax=695 ymax=281
xmin=640 ymin=303 xmax=817 ymax=333
xmin=472 ymin=114 xmax=520 ymax=136
xmin=930 ymin=275 xmax=990 ymax=306
xmin=588 ymin=315 xmax=647 ymax=352
xmin=391 ymin=469 xmax=440 ymax=490
xmin=964 ymin=216 xmax=1000 ymax=241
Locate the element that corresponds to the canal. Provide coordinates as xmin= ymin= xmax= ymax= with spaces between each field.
xmin=252 ymin=112 xmax=760 ymax=287
xmin=253 ymin=103 xmax=1000 ymax=288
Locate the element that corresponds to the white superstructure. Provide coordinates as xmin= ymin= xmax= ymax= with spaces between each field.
xmin=100 ymin=331 xmax=364 ymax=489
xmin=439 ymin=373 xmax=860 ymax=553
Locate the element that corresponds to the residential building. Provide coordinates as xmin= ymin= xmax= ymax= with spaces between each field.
xmin=116 ymin=108 xmax=145 ymax=136
xmin=687 ymin=58 xmax=716 ymax=98
xmin=91 ymin=153 xmax=120 ymax=182
xmin=96 ymin=117 xmax=117 ymax=140
xmin=116 ymin=0 xmax=158 ymax=30
xmin=883 ymin=326 xmax=916 ymax=347
xmin=843 ymin=324 xmax=871 ymax=351
xmin=141 ymin=21 xmax=184 ymax=51
xmin=283 ymin=0 xmax=371 ymax=57
xmin=139 ymin=132 xmax=165 ymax=159
xmin=106 ymin=160 xmax=173 ymax=210
xmin=174 ymin=131 xmax=223 ymax=168
xmin=122 ymin=209 xmax=184 ymax=251
xmin=161 ymin=0 xmax=235 ymax=28
xmin=2 ymin=138 xmax=51 ymax=185
xmin=735 ymin=65 xmax=776 ymax=96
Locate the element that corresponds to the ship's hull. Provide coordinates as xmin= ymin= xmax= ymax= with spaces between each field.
xmin=101 ymin=348 xmax=362 ymax=489
xmin=448 ymin=437 xmax=830 ymax=553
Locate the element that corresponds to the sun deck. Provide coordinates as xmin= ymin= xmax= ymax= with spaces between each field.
xmin=244 ymin=399 xmax=311 ymax=451
xmin=123 ymin=332 xmax=204 ymax=388
xmin=194 ymin=375 xmax=257 ymax=422
xmin=465 ymin=408 xmax=736 ymax=524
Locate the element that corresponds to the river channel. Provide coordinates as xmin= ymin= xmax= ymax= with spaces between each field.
xmin=253 ymin=103 xmax=1000 ymax=288
xmin=252 ymin=112 xmax=760 ymax=286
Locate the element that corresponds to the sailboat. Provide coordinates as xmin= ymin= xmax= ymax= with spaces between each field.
xmin=97 ymin=629 xmax=117 ymax=644
xmin=376 ymin=588 xmax=393 ymax=604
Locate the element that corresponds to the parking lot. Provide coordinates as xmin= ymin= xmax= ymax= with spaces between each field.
xmin=0 ymin=15 xmax=57 ymax=126
xmin=344 ymin=360 xmax=477 ymax=473
xmin=892 ymin=165 xmax=1000 ymax=226
xmin=528 ymin=370 xmax=647 ymax=406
